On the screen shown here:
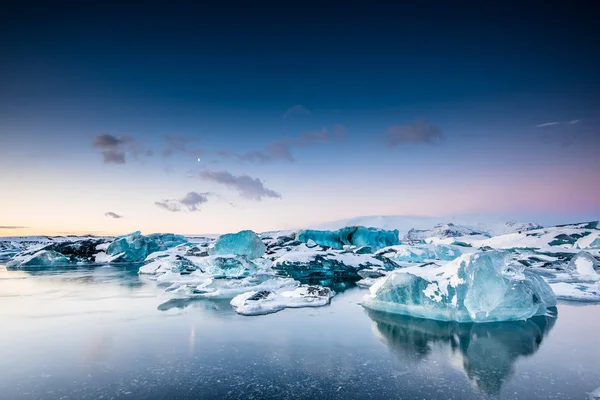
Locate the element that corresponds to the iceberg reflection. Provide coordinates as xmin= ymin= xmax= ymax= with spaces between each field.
xmin=366 ymin=308 xmax=557 ymax=395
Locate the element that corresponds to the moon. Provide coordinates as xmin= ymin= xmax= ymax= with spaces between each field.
xmin=197 ymin=158 xmax=201 ymax=162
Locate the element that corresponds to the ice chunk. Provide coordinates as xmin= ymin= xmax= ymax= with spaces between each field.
xmin=576 ymin=231 xmax=600 ymax=249
xmin=590 ymin=386 xmax=600 ymax=399
xmin=566 ymin=251 xmax=599 ymax=280
xmin=362 ymin=251 xmax=556 ymax=323
xmin=163 ymin=275 xmax=298 ymax=300
xmin=6 ymin=249 xmax=70 ymax=269
xmin=377 ymin=244 xmax=468 ymax=263
xmin=272 ymin=249 xmax=395 ymax=279
xmin=106 ymin=231 xmax=188 ymax=263
xmin=231 ymin=285 xmax=334 ymax=315
xmin=208 ymin=230 xmax=265 ymax=259
xmin=139 ymin=255 xmax=197 ymax=275
xmin=296 ymin=226 xmax=400 ymax=250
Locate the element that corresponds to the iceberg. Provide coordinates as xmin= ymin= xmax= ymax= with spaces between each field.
xmin=6 ymin=249 xmax=70 ymax=269
xmin=162 ymin=275 xmax=298 ymax=300
xmin=138 ymin=255 xmax=197 ymax=275
xmin=377 ymin=244 xmax=468 ymax=263
xmin=362 ymin=251 xmax=557 ymax=323
xmin=566 ymin=251 xmax=599 ymax=280
xmin=272 ymin=250 xmax=396 ymax=279
xmin=106 ymin=231 xmax=187 ymax=263
xmin=208 ymin=230 xmax=265 ymax=259
xmin=230 ymin=285 xmax=334 ymax=315
xmin=296 ymin=226 xmax=400 ymax=250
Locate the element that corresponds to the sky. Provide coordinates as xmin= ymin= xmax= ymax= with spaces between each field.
xmin=1 ymin=1 xmax=599 ymax=236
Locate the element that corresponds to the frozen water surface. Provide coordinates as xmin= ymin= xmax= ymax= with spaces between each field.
xmin=1 ymin=264 xmax=600 ymax=400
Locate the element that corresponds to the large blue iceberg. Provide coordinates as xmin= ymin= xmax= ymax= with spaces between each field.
xmin=208 ymin=230 xmax=265 ymax=260
xmin=296 ymin=226 xmax=400 ymax=250
xmin=362 ymin=251 xmax=557 ymax=323
xmin=106 ymin=231 xmax=187 ymax=263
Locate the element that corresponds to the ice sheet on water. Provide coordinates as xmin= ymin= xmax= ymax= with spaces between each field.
xmin=231 ymin=285 xmax=334 ymax=315
xmin=208 ymin=230 xmax=265 ymax=260
xmin=362 ymin=251 xmax=556 ymax=323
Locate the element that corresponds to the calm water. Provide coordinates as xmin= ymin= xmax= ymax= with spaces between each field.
xmin=1 ymin=265 xmax=599 ymax=400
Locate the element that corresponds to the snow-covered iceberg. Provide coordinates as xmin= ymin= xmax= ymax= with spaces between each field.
xmin=362 ymin=251 xmax=557 ymax=323
xmin=404 ymin=223 xmax=487 ymax=241
xmin=272 ymin=249 xmax=396 ymax=279
xmin=377 ymin=244 xmax=469 ymax=263
xmin=296 ymin=226 xmax=400 ymax=250
xmin=208 ymin=230 xmax=265 ymax=259
xmin=231 ymin=285 xmax=334 ymax=315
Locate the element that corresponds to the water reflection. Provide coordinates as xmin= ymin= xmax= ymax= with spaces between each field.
xmin=366 ymin=309 xmax=557 ymax=396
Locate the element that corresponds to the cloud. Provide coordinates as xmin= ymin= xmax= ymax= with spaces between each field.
xmin=104 ymin=212 xmax=124 ymax=219
xmin=569 ymin=119 xmax=580 ymax=125
xmin=0 ymin=226 xmax=27 ymax=229
xmin=155 ymin=191 xmax=212 ymax=212
xmin=92 ymin=133 xmax=152 ymax=164
xmin=384 ymin=119 xmax=443 ymax=147
xmin=199 ymin=170 xmax=281 ymax=201
xmin=162 ymin=134 xmax=203 ymax=158
xmin=219 ymin=125 xmax=347 ymax=163
xmin=283 ymin=105 xmax=311 ymax=119
xmin=536 ymin=122 xmax=560 ymax=128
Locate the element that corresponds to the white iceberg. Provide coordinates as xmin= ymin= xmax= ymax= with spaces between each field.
xmin=231 ymin=285 xmax=334 ymax=316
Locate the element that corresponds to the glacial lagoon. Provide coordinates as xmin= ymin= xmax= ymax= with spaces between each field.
xmin=1 ymin=265 xmax=599 ymax=400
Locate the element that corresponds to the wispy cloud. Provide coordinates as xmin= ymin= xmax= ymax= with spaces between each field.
xmin=536 ymin=122 xmax=560 ymax=128
xmin=155 ymin=192 xmax=212 ymax=212
xmin=199 ymin=170 xmax=281 ymax=201
xmin=104 ymin=212 xmax=124 ymax=219
xmin=162 ymin=134 xmax=204 ymax=158
xmin=0 ymin=226 xmax=27 ymax=229
xmin=536 ymin=119 xmax=581 ymax=128
xmin=384 ymin=119 xmax=443 ymax=146
xmin=218 ymin=125 xmax=347 ymax=163
xmin=283 ymin=104 xmax=311 ymax=119
xmin=92 ymin=133 xmax=152 ymax=164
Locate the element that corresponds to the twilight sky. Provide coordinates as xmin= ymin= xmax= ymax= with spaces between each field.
xmin=1 ymin=1 xmax=599 ymax=236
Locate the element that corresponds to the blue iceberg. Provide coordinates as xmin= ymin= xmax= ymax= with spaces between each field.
xmin=296 ymin=226 xmax=400 ymax=250
xmin=106 ymin=231 xmax=187 ymax=263
xmin=362 ymin=251 xmax=557 ymax=323
xmin=6 ymin=249 xmax=71 ymax=269
xmin=208 ymin=230 xmax=265 ymax=260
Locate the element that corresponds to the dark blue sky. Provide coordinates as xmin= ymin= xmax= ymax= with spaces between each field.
xmin=1 ymin=1 xmax=599 ymax=234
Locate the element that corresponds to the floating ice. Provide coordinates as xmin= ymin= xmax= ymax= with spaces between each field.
xmin=272 ymin=250 xmax=395 ymax=279
xmin=377 ymin=244 xmax=468 ymax=263
xmin=106 ymin=231 xmax=187 ymax=263
xmin=567 ymin=251 xmax=599 ymax=280
xmin=549 ymin=281 xmax=600 ymax=302
xmin=231 ymin=285 xmax=334 ymax=315
xmin=138 ymin=255 xmax=197 ymax=275
xmin=296 ymin=226 xmax=400 ymax=250
xmin=208 ymin=230 xmax=265 ymax=260
xmin=6 ymin=249 xmax=70 ymax=269
xmin=362 ymin=251 xmax=556 ymax=323
xmin=163 ymin=275 xmax=298 ymax=300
